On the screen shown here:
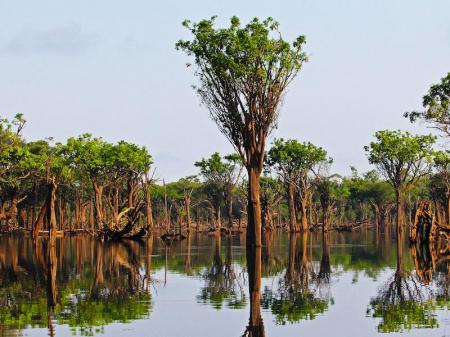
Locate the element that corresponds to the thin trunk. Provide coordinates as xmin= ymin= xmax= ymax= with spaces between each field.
xmin=287 ymin=182 xmax=296 ymax=232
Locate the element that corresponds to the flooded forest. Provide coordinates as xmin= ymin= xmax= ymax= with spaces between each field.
xmin=1 ymin=15 xmax=450 ymax=337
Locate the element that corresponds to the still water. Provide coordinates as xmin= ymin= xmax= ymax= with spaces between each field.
xmin=0 ymin=230 xmax=449 ymax=337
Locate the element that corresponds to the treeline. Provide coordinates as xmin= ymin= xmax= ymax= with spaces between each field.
xmin=1 ymin=112 xmax=449 ymax=238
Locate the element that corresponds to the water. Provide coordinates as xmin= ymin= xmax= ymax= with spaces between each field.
xmin=1 ymin=230 xmax=450 ymax=337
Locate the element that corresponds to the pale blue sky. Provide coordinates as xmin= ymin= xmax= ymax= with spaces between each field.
xmin=1 ymin=0 xmax=449 ymax=180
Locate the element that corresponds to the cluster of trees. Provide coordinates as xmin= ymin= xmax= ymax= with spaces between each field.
xmin=1 ymin=14 xmax=449 ymax=247
xmin=0 ymin=114 xmax=153 ymax=239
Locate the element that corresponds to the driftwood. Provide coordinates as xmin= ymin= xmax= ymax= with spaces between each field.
xmin=100 ymin=202 xmax=145 ymax=240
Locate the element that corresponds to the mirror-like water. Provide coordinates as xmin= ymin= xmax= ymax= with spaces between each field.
xmin=1 ymin=230 xmax=449 ymax=337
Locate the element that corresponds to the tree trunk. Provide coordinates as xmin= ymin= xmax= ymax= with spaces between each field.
xmin=287 ymin=182 xmax=297 ymax=232
xmin=32 ymin=203 xmax=47 ymax=239
xmin=247 ymin=166 xmax=262 ymax=247
xmin=47 ymin=180 xmax=57 ymax=245
xmin=145 ymin=183 xmax=154 ymax=232
xmin=245 ymin=245 xmax=265 ymax=337
xmin=300 ymin=197 xmax=308 ymax=232
xmin=396 ymin=188 xmax=404 ymax=235
xmin=226 ymin=189 xmax=233 ymax=229
xmin=93 ymin=182 xmax=104 ymax=227
xmin=184 ymin=196 xmax=191 ymax=233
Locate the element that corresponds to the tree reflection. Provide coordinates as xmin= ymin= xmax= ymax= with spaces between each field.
xmin=243 ymin=246 xmax=265 ymax=337
xmin=0 ymin=237 xmax=152 ymax=336
xmin=198 ymin=236 xmax=246 ymax=309
xmin=368 ymin=230 xmax=436 ymax=332
xmin=262 ymin=233 xmax=330 ymax=324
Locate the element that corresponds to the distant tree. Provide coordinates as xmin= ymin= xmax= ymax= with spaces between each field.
xmin=267 ymin=139 xmax=330 ymax=232
xmin=364 ymin=130 xmax=435 ymax=233
xmin=177 ymin=16 xmax=307 ymax=246
xmin=195 ymin=152 xmax=242 ymax=229
xmin=259 ymin=176 xmax=284 ymax=230
xmin=405 ymin=72 xmax=450 ymax=136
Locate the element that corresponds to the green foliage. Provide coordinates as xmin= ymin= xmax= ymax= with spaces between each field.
xmin=261 ymin=287 xmax=329 ymax=324
xmin=364 ymin=130 xmax=436 ymax=190
xmin=369 ymin=299 xmax=438 ymax=333
xmin=176 ymin=17 xmax=307 ymax=166
xmin=267 ymin=138 xmax=331 ymax=178
xmin=405 ymin=72 xmax=450 ymax=136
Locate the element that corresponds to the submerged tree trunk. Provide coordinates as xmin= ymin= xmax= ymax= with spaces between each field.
xmin=247 ymin=166 xmax=262 ymax=247
xmin=245 ymin=245 xmax=265 ymax=337
xmin=47 ymin=180 xmax=57 ymax=245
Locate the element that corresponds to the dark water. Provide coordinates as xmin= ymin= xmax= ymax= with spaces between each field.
xmin=1 ymin=230 xmax=449 ymax=337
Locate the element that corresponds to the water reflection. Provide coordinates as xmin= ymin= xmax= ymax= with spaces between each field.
xmin=368 ymin=230 xmax=437 ymax=332
xmin=0 ymin=231 xmax=450 ymax=336
xmin=262 ymin=233 xmax=331 ymax=324
xmin=243 ymin=245 xmax=265 ymax=337
xmin=198 ymin=235 xmax=246 ymax=309
xmin=0 ymin=237 xmax=151 ymax=336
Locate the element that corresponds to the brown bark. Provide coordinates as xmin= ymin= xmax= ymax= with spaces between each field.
xmin=226 ymin=189 xmax=233 ymax=229
xmin=300 ymin=199 xmax=308 ymax=231
xmin=32 ymin=203 xmax=47 ymax=239
xmin=184 ymin=195 xmax=191 ymax=233
xmin=247 ymin=166 xmax=262 ymax=247
xmin=47 ymin=180 xmax=57 ymax=245
xmin=287 ymin=182 xmax=297 ymax=232
xmin=93 ymin=182 xmax=104 ymax=226
xmin=144 ymin=182 xmax=154 ymax=232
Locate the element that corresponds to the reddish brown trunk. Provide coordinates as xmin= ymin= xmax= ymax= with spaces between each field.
xmin=300 ymin=198 xmax=308 ymax=232
xmin=145 ymin=183 xmax=154 ymax=232
xmin=32 ymin=203 xmax=47 ymax=239
xmin=47 ymin=180 xmax=57 ymax=245
xmin=287 ymin=182 xmax=296 ymax=232
xmin=247 ymin=167 xmax=262 ymax=247
xmin=93 ymin=183 xmax=104 ymax=226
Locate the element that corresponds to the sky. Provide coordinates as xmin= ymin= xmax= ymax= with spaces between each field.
xmin=1 ymin=0 xmax=449 ymax=181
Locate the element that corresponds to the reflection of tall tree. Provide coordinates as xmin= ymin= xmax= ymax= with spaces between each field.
xmin=262 ymin=233 xmax=329 ymax=324
xmin=368 ymin=230 xmax=436 ymax=332
xmin=243 ymin=246 xmax=265 ymax=337
xmin=198 ymin=237 xmax=245 ymax=309
xmin=315 ymin=232 xmax=331 ymax=295
xmin=146 ymin=235 xmax=154 ymax=291
xmin=46 ymin=242 xmax=57 ymax=337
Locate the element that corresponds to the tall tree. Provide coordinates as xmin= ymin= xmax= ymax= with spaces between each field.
xmin=177 ymin=16 xmax=307 ymax=246
xmin=364 ymin=130 xmax=435 ymax=234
